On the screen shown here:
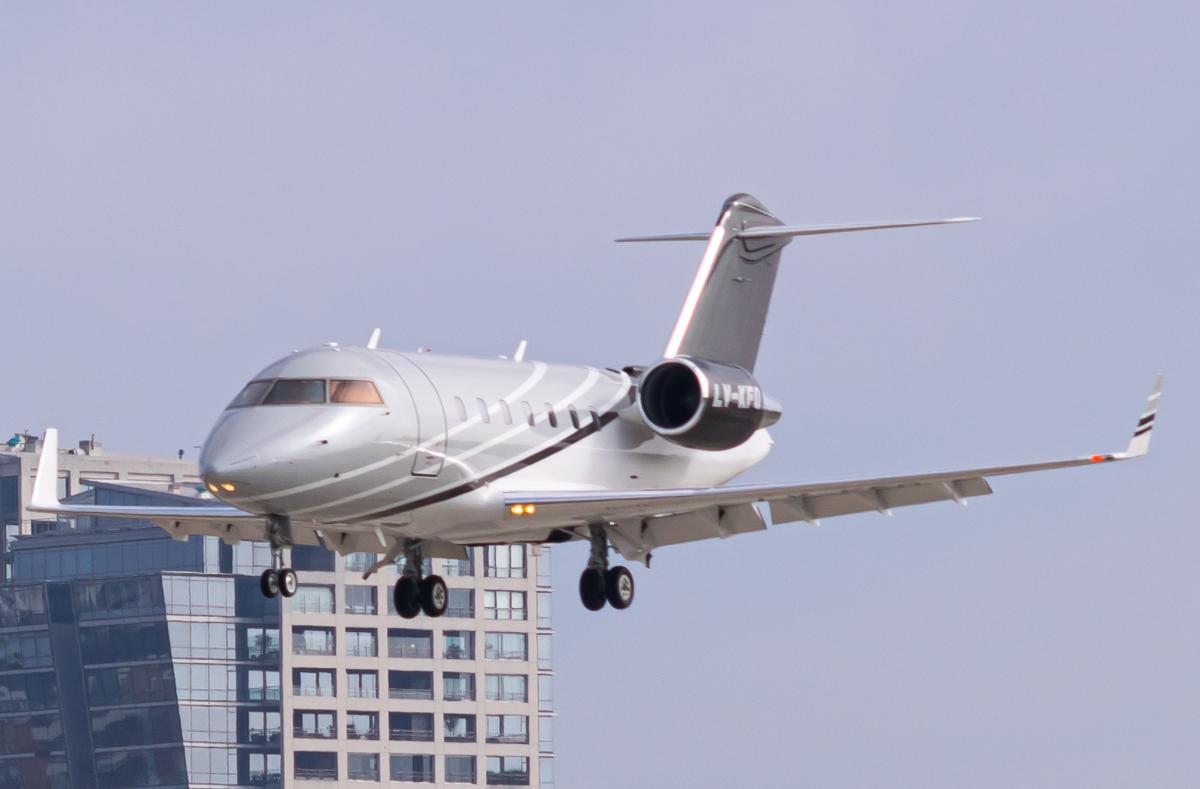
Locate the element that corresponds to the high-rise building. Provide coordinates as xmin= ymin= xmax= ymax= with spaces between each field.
xmin=2 ymin=462 xmax=555 ymax=788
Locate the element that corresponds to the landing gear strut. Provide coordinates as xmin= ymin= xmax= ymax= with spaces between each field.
xmin=578 ymin=525 xmax=635 ymax=611
xmin=393 ymin=541 xmax=448 ymax=619
xmin=259 ymin=515 xmax=298 ymax=599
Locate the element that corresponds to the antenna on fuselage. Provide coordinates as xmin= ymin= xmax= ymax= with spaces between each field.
xmin=366 ymin=328 xmax=381 ymax=350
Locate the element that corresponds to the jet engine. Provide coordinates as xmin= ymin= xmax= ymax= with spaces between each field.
xmin=636 ymin=357 xmax=780 ymax=450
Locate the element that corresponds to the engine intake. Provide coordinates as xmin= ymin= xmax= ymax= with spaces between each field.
xmin=637 ymin=357 xmax=778 ymax=450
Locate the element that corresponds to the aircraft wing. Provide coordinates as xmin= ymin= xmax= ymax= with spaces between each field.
xmin=27 ymin=429 xmax=268 ymax=542
xmin=503 ymin=377 xmax=1163 ymax=563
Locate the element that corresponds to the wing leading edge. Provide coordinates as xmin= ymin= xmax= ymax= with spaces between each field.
xmin=503 ymin=376 xmax=1164 ymax=563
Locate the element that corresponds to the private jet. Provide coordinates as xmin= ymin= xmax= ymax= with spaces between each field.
xmin=29 ymin=194 xmax=1162 ymax=617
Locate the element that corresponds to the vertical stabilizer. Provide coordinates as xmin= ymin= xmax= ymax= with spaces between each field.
xmin=663 ymin=194 xmax=786 ymax=371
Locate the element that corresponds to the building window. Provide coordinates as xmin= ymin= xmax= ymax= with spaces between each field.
xmin=484 ymin=590 xmax=526 ymax=620
xmin=293 ymin=710 xmax=336 ymax=739
xmin=346 ymin=628 xmax=378 ymax=657
xmin=484 ymin=545 xmax=526 ymax=578
xmin=536 ymin=547 xmax=552 ymax=587
xmin=443 ymin=671 xmax=476 ymax=701
xmin=444 ymin=714 xmax=476 ymax=743
xmin=447 ymin=588 xmax=474 ymax=618
xmin=538 ymin=675 xmax=554 ymax=712
xmin=248 ymin=753 xmax=282 ymax=785
xmin=290 ymin=584 xmax=334 ymax=614
xmin=348 ymin=752 xmax=381 ymax=781
xmin=486 ymin=714 xmax=529 ymax=744
xmin=537 ymin=634 xmax=552 ymax=671
xmin=538 ymin=716 xmax=554 ymax=753
xmin=244 ymin=668 xmax=280 ymax=703
xmin=539 ymin=757 xmax=554 ymax=789
xmin=390 ymin=754 xmax=435 ymax=783
xmin=389 ymin=670 xmax=434 ymax=700
xmin=536 ymin=592 xmax=552 ymax=629
xmin=347 ymin=670 xmax=378 ymax=699
xmin=346 ymin=711 xmax=379 ymax=740
xmin=245 ymin=626 xmax=280 ymax=660
xmin=443 ymin=554 xmax=474 ymax=576
xmin=345 ymin=585 xmax=377 ymax=615
xmin=389 ymin=712 xmax=434 ymax=742
xmin=295 ymin=751 xmax=338 ymax=782
xmin=293 ymin=668 xmax=334 ymax=698
xmin=486 ymin=756 xmax=529 ymax=786
xmin=292 ymin=626 xmax=335 ymax=656
xmin=247 ymin=710 xmax=281 ymax=744
xmin=346 ymin=552 xmax=377 ymax=572
xmin=446 ymin=755 xmax=477 ymax=784
xmin=388 ymin=628 xmax=433 ymax=659
xmin=443 ymin=630 xmax=474 ymax=660
xmin=485 ymin=632 xmax=528 ymax=661
xmin=485 ymin=674 xmax=527 ymax=703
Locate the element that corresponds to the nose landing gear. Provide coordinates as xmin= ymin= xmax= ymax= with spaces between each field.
xmin=393 ymin=541 xmax=448 ymax=619
xmin=259 ymin=515 xmax=298 ymax=599
xmin=578 ymin=525 xmax=635 ymax=611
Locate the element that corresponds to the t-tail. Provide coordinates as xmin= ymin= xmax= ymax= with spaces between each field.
xmin=618 ymin=193 xmax=979 ymax=372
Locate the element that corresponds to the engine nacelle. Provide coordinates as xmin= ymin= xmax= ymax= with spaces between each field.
xmin=636 ymin=357 xmax=780 ymax=450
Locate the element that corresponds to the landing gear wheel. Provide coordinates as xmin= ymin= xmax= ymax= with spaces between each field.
xmin=394 ymin=577 xmax=422 ymax=619
xmin=259 ymin=569 xmax=280 ymax=599
xmin=605 ymin=566 xmax=635 ymax=610
xmin=419 ymin=575 xmax=448 ymax=618
xmin=278 ymin=568 xmax=299 ymax=598
xmin=579 ymin=567 xmax=607 ymax=611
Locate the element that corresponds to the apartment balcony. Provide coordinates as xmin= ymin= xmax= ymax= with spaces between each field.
xmin=293 ymin=726 xmax=336 ymax=739
xmin=390 ymin=727 xmax=435 ymax=742
xmin=389 ymin=688 xmax=434 ymax=700
xmin=293 ymin=685 xmax=335 ymax=698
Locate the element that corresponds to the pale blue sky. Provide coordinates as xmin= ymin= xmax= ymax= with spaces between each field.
xmin=2 ymin=3 xmax=1197 ymax=787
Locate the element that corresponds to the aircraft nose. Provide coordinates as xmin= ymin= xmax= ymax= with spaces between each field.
xmin=199 ymin=425 xmax=260 ymax=496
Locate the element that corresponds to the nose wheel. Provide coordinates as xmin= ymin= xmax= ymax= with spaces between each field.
xmin=578 ymin=525 xmax=635 ymax=611
xmin=259 ymin=516 xmax=299 ymax=599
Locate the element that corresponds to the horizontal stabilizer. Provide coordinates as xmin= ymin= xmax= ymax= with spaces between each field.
xmin=616 ymin=216 xmax=979 ymax=243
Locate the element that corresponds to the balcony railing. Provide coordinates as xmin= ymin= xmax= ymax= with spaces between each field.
xmin=488 ymin=734 xmax=529 ymax=744
xmin=347 ymin=686 xmax=378 ymax=698
xmin=443 ymin=645 xmax=472 ymax=660
xmin=295 ymin=767 xmax=338 ymax=781
xmin=446 ymin=605 xmax=474 ymax=619
xmin=486 ymin=772 xmax=530 ymax=786
xmin=346 ymin=727 xmax=379 ymax=740
xmin=293 ymin=726 xmax=336 ymax=739
xmin=349 ymin=769 xmax=380 ymax=781
xmin=345 ymin=603 xmax=376 ymax=615
xmin=248 ymin=727 xmax=282 ymax=744
xmin=391 ymin=771 xmax=435 ymax=783
xmin=245 ymin=687 xmax=282 ymax=701
xmin=446 ymin=770 xmax=476 ymax=784
xmin=293 ymin=645 xmax=335 ymax=656
xmin=389 ymin=688 xmax=434 ymax=700
xmin=442 ymin=688 xmax=474 ymax=702
xmin=290 ymin=600 xmax=334 ymax=614
xmin=293 ymin=685 xmax=334 ymax=697
xmin=487 ymin=691 xmax=527 ymax=702
xmin=389 ymin=644 xmax=434 ymax=659
xmin=485 ymin=649 xmax=528 ymax=661
xmin=346 ymin=644 xmax=377 ymax=657
xmin=445 ymin=729 xmax=476 ymax=742
xmin=390 ymin=727 xmax=435 ymax=742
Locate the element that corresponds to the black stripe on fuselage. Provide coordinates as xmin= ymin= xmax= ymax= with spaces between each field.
xmin=347 ymin=410 xmax=621 ymax=523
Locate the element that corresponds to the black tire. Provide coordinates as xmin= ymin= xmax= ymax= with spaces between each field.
xmin=579 ymin=567 xmax=607 ymax=611
xmin=605 ymin=566 xmax=635 ymax=610
xmin=259 ymin=569 xmax=280 ymax=599
xmin=394 ymin=577 xmax=422 ymax=619
xmin=419 ymin=575 xmax=448 ymax=618
xmin=278 ymin=568 xmax=299 ymax=598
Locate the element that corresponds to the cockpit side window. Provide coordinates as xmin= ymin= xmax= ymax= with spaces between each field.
xmin=262 ymin=379 xmax=327 ymax=405
xmin=228 ymin=380 xmax=272 ymax=409
xmin=330 ymin=379 xmax=385 ymax=405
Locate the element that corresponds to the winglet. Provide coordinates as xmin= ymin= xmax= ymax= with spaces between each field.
xmin=30 ymin=428 xmax=61 ymax=509
xmin=1117 ymin=375 xmax=1164 ymax=458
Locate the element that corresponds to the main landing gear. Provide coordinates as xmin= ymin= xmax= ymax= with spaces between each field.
xmin=578 ymin=525 xmax=635 ymax=612
xmin=394 ymin=541 xmax=448 ymax=619
xmin=260 ymin=515 xmax=298 ymax=599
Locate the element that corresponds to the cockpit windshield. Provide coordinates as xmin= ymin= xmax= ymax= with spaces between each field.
xmin=226 ymin=378 xmax=385 ymax=409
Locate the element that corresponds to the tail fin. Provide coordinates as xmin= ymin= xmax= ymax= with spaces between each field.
xmin=619 ymin=193 xmax=977 ymax=371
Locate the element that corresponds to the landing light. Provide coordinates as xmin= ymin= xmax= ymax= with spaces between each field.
xmin=206 ymin=483 xmax=219 ymax=494
xmin=220 ymin=482 xmax=237 ymax=493
xmin=509 ymin=504 xmax=536 ymax=516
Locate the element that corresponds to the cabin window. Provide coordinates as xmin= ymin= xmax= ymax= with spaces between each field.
xmin=330 ymin=380 xmax=384 ymax=404
xmin=262 ymin=379 xmax=326 ymax=405
xmin=477 ymin=398 xmax=491 ymax=424
xmin=228 ymin=380 xmax=272 ymax=409
xmin=522 ymin=402 xmax=535 ymax=427
xmin=499 ymin=400 xmax=513 ymax=425
xmin=568 ymin=406 xmax=581 ymax=430
xmin=453 ymin=397 xmax=467 ymax=421
xmin=544 ymin=404 xmax=557 ymax=428
xmin=589 ymin=407 xmax=601 ymax=425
